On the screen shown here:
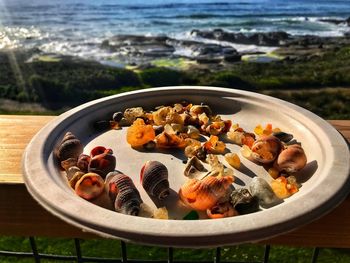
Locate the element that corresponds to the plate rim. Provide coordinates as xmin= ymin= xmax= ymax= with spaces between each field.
xmin=22 ymin=86 xmax=350 ymax=247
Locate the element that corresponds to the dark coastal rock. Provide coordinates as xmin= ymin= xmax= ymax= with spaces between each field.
xmin=347 ymin=17 xmax=350 ymax=26
xmin=191 ymin=29 xmax=350 ymax=54
xmin=102 ymin=34 xmax=241 ymax=64
xmin=319 ymin=18 xmax=345 ymax=25
xmin=319 ymin=16 xmax=350 ymax=26
xmin=189 ymin=43 xmax=241 ymax=63
xmin=101 ymin=35 xmax=175 ymax=58
xmin=191 ymin=29 xmax=291 ymax=46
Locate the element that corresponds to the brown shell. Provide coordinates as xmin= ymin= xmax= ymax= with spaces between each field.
xmin=88 ymin=147 xmax=116 ymax=178
xmin=55 ymin=132 xmax=83 ymax=162
xmin=66 ymin=166 xmax=81 ymax=181
xmin=105 ymin=171 xmax=142 ymax=216
xmin=251 ymin=135 xmax=282 ymax=163
xmin=140 ymin=161 xmax=170 ymax=200
xmin=189 ymin=104 xmax=212 ymax=117
xmin=274 ymin=144 xmax=307 ymax=173
xmin=77 ymin=154 xmax=91 ymax=172
xmin=206 ymin=202 xmax=238 ymax=219
xmin=60 ymin=158 xmax=77 ymax=171
xmin=155 ymin=131 xmax=187 ymax=148
xmin=179 ymin=175 xmax=233 ymax=211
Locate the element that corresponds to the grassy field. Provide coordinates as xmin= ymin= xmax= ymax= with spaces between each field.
xmin=1 ymin=236 xmax=350 ymax=262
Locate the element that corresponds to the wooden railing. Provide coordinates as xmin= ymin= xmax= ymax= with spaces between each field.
xmin=0 ymin=115 xmax=349 ymax=248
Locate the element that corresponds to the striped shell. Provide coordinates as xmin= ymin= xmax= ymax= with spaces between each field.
xmin=140 ymin=161 xmax=170 ymax=200
xmin=105 ymin=171 xmax=142 ymax=216
xmin=179 ymin=175 xmax=233 ymax=211
xmin=88 ymin=146 xmax=116 ymax=179
xmin=55 ymin=132 xmax=83 ymax=162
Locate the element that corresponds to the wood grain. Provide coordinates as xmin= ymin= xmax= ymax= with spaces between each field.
xmin=0 ymin=115 xmax=349 ymax=247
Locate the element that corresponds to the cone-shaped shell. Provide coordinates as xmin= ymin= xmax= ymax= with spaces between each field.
xmin=251 ymin=135 xmax=282 ymax=163
xmin=179 ymin=175 xmax=233 ymax=211
xmin=105 ymin=171 xmax=142 ymax=216
xmin=55 ymin=132 xmax=83 ymax=162
xmin=140 ymin=161 xmax=170 ymax=200
xmin=88 ymin=146 xmax=116 ymax=179
xmin=274 ymin=144 xmax=307 ymax=173
xmin=75 ymin=172 xmax=104 ymax=200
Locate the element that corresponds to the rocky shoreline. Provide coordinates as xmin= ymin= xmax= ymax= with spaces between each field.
xmin=98 ymin=28 xmax=350 ymax=68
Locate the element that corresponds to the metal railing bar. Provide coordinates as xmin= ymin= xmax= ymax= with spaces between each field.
xmin=215 ymin=247 xmax=221 ymax=263
xmin=168 ymin=247 xmax=173 ymax=263
xmin=121 ymin=240 xmax=128 ymax=263
xmin=74 ymin=238 xmax=83 ymax=263
xmin=0 ymin=251 xmax=76 ymax=260
xmin=0 ymin=251 xmax=36 ymax=257
xmin=29 ymin=236 xmax=40 ymax=263
xmin=311 ymin=247 xmax=320 ymax=263
xmin=262 ymin=245 xmax=270 ymax=263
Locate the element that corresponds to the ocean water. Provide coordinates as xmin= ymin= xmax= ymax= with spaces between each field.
xmin=0 ymin=0 xmax=349 ymax=59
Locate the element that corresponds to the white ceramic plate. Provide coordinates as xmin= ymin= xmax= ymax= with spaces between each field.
xmin=22 ymin=86 xmax=350 ymax=247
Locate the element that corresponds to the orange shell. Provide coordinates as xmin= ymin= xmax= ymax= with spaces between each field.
xmin=75 ymin=172 xmax=104 ymax=200
xmin=155 ymin=131 xmax=187 ymax=148
xmin=207 ymin=202 xmax=238 ymax=219
xmin=179 ymin=175 xmax=233 ymax=211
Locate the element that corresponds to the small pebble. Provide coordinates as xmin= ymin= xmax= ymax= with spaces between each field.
xmin=143 ymin=141 xmax=156 ymax=151
xmin=153 ymin=125 xmax=164 ymax=135
xmin=93 ymin=120 xmax=110 ymax=132
xmin=112 ymin=112 xmax=123 ymax=122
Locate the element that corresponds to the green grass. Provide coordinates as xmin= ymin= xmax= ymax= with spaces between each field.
xmin=1 ymin=237 xmax=350 ymax=262
xmin=1 ymin=46 xmax=350 ymax=117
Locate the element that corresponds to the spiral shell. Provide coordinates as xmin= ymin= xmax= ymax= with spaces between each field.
xmin=251 ymin=135 xmax=282 ymax=163
xmin=140 ymin=161 xmax=170 ymax=200
xmin=55 ymin=132 xmax=83 ymax=162
xmin=88 ymin=146 xmax=116 ymax=178
xmin=105 ymin=171 xmax=142 ymax=216
xmin=184 ymin=156 xmax=205 ymax=178
xmin=206 ymin=202 xmax=238 ymax=219
xmin=274 ymin=144 xmax=307 ymax=174
xmin=74 ymin=172 xmax=105 ymax=200
xmin=189 ymin=104 xmax=212 ymax=117
xmin=155 ymin=131 xmax=187 ymax=148
xmin=179 ymin=175 xmax=233 ymax=211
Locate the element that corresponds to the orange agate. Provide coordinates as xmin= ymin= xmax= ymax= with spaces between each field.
xmin=126 ymin=118 xmax=155 ymax=147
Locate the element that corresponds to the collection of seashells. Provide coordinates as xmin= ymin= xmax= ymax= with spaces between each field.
xmin=55 ymin=102 xmax=307 ymax=220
